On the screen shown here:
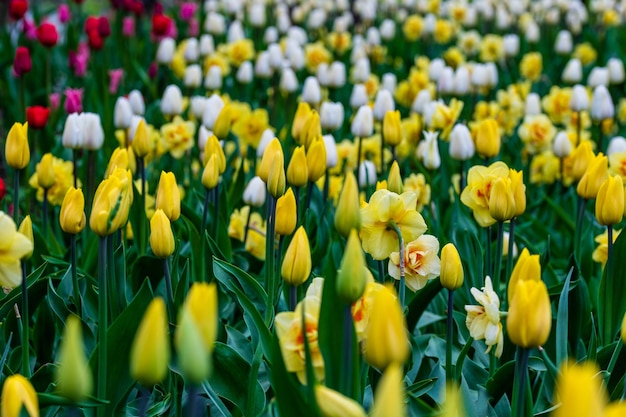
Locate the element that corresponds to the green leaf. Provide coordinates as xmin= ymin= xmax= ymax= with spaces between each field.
xmin=556 ymin=268 xmax=573 ymax=367
xmin=599 ymin=228 xmax=626 ymax=344
xmin=406 ymin=279 xmax=443 ymax=332
xmin=406 ymin=378 xmax=438 ymax=399
xmin=38 ymin=393 xmax=109 ymax=407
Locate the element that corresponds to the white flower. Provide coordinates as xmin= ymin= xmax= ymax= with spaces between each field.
xmin=607 ymin=136 xmax=626 ymax=156
xmin=184 ymin=64 xmax=202 ymax=88
xmin=114 ymin=97 xmax=132 ymax=129
xmin=236 ymin=61 xmax=253 ymax=84
xmin=388 ymin=234 xmax=441 ymax=292
xmin=351 ymin=105 xmax=374 ymax=137
xmin=320 ymin=102 xmax=344 ymax=131
xmin=350 ymin=84 xmax=368 ymax=108
xmin=358 ymin=160 xmax=377 ymax=187
xmin=183 ymin=38 xmax=199 ymax=62
xmin=590 ymin=85 xmax=615 ymax=121
xmin=562 ymin=58 xmax=582 ymax=83
xmin=328 ymin=61 xmax=347 ymax=88
xmin=525 ymin=93 xmax=542 ymax=116
xmin=204 ymin=65 xmax=223 ymax=90
xmin=302 ymin=76 xmax=322 ymax=105
xmin=608 ymin=58 xmax=625 ymax=84
xmin=449 ymin=124 xmax=475 ymax=161
xmin=243 ymin=176 xmax=267 ymax=208
xmin=420 ymin=130 xmax=441 ymax=170
xmin=553 ymin=131 xmax=572 ymax=158
xmin=279 ymin=67 xmax=299 ymax=93
xmin=570 ymin=85 xmax=589 ymax=112
xmin=465 ymin=276 xmax=504 ymax=358
xmin=161 ymin=84 xmax=183 ymax=116
xmin=128 ymin=90 xmax=145 ymax=115
xmin=554 ymin=30 xmax=573 ymax=54
xmin=373 ymin=89 xmax=395 ymax=121
xmin=156 ymin=37 xmax=175 ymax=64
xmin=322 ymin=134 xmax=338 ymax=168
xmin=201 ymin=94 xmax=225 ymax=130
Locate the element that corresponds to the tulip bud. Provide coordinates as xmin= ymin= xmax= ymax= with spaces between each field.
xmin=553 ymin=361 xmax=607 ymax=417
xmin=302 ymin=111 xmax=322 ymax=150
xmin=608 ymin=136 xmax=626 ymax=156
xmin=201 ymin=94 xmax=225 ymax=131
xmin=128 ymin=90 xmax=145 ymax=115
xmin=258 ymin=138 xmax=283 ymax=182
xmin=364 ymin=284 xmax=409 ymax=369
xmin=608 ymin=58 xmax=625 ymax=84
xmin=56 ymin=315 xmax=93 ymax=401
xmin=350 ymin=84 xmax=368 ymax=108
xmin=13 ymin=46 xmax=32 ymax=76
xmin=202 ymin=154 xmax=220 ymax=190
xmin=315 ymin=385 xmax=366 ymax=417
xmin=507 ymin=248 xmax=541 ymax=304
xmin=570 ymin=141 xmax=595 ymax=180
xmin=306 ymin=138 xmax=327 ymax=183
xmin=184 ymin=64 xmax=202 ymax=88
xmin=302 ymin=76 xmax=322 ymax=105
xmin=281 ymin=226 xmax=312 ymax=286
xmin=448 ymin=124 xmax=474 ymax=161
xmin=292 ymin=102 xmax=311 ymax=143
xmin=212 ymin=105 xmax=232 ymax=140
xmin=488 ymin=178 xmax=516 ymax=222
xmin=184 ymin=282 xmax=218 ymax=353
xmin=596 ymin=175 xmax=624 ymax=226
xmin=132 ymin=119 xmax=151 ymax=158
xmin=175 ymin=307 xmax=211 ymax=383
xmin=279 ymin=67 xmax=299 ymax=93
xmin=525 ymin=93 xmax=542 ymax=116
xmin=287 ymin=146 xmax=308 ymax=187
xmin=243 ymin=176 xmax=267 ymax=208
xmin=358 ymin=160 xmax=378 ymax=188
xmin=83 ymin=113 xmax=105 ymax=151
xmin=161 ymin=84 xmax=183 ymax=116
xmin=1 ymin=374 xmax=39 ymax=417
xmin=322 ymin=134 xmax=338 ymax=169
xmin=256 ymin=129 xmax=275 ymax=158
xmin=203 ymin=134 xmax=226 ymax=174
xmin=105 ymin=147 xmax=130 ymax=177
xmin=114 ymin=97 xmax=133 ymax=129
xmin=156 ymin=37 xmax=175 ymax=64
xmin=319 ymin=102 xmax=344 ymax=132
xmin=351 ymin=105 xmax=374 ymax=138
xmin=553 ymin=131 xmax=572 ymax=158
xmin=36 ymin=153 xmax=55 ymax=190
xmin=570 ymin=85 xmax=589 ymax=112
xmin=130 ymin=298 xmax=170 ymax=386
xmin=387 ymin=161 xmax=403 ymax=195
xmin=150 ymin=210 xmax=175 ymax=258
xmin=5 ymin=122 xmax=30 ymax=170
xmin=60 ymin=187 xmax=86 ymax=235
xmin=236 ymin=61 xmax=253 ymax=84
xmin=383 ymin=110 xmax=403 ymax=147
xmin=335 ymin=172 xmax=361 ymax=237
xmin=590 ymin=85 xmax=615 ymax=122
xmin=267 ymin=152 xmax=286 ymax=198
xmin=510 ymin=169 xmax=526 ymax=217
xmin=369 ymin=363 xmax=405 ymax=417
xmin=440 ymin=243 xmax=464 ymax=290
xmin=420 ymin=130 xmax=441 ymax=170
xmin=554 ymin=30 xmax=573 ymax=55
xmin=507 ymin=279 xmax=551 ymax=348
xmin=275 ymin=188 xmax=297 ymax=236
xmin=577 ymin=153 xmax=608 ymax=199
xmin=336 ymin=230 xmax=368 ymax=304
xmin=373 ymin=90 xmax=395 ymax=122
xmin=90 ymin=168 xmax=133 ymax=236
xmin=155 ymin=172 xmax=181 ymax=221
xmin=562 ymin=58 xmax=582 ymax=83
xmin=474 ymin=118 xmax=501 ymax=158
xmin=18 ymin=215 xmax=33 ymax=260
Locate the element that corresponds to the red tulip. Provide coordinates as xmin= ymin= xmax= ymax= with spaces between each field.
xmin=0 ymin=177 xmax=5 ymax=202
xmin=152 ymin=14 xmax=171 ymax=37
xmin=37 ymin=23 xmax=59 ymax=48
xmin=13 ymin=47 xmax=32 ymax=76
xmin=85 ymin=16 xmax=99 ymax=34
xmin=26 ymin=106 xmax=51 ymax=129
xmin=98 ymin=16 xmax=111 ymax=38
xmin=87 ymin=29 xmax=103 ymax=50
xmin=9 ymin=0 xmax=28 ymax=20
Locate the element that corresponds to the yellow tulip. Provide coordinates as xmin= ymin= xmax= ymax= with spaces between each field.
xmin=130 ymin=298 xmax=170 ymax=386
xmin=336 ymin=229 xmax=368 ymax=304
xmin=387 ymin=161 xmax=404 ymax=194
xmin=622 ymin=311 xmax=626 ymax=344
xmin=203 ymin=134 xmax=226 ymax=174
xmin=89 ymin=168 xmax=134 ymax=237
xmin=369 ymin=363 xmax=406 ymax=417
xmin=552 ymin=361 xmax=607 ymax=417
xmin=334 ymin=172 xmax=361 ymax=237
xmin=267 ymin=152 xmax=286 ymax=198
xmin=275 ymin=188 xmax=297 ymax=236
xmin=184 ymin=282 xmax=218 ymax=353
xmin=506 ymin=279 xmax=551 ymax=348
xmin=281 ymin=226 xmax=312 ymax=286
xmin=507 ymin=248 xmax=541 ymax=304
xmin=488 ymin=177 xmax=516 ymax=222
xmin=0 ymin=211 xmax=34 ymax=288
xmin=105 ymin=147 xmax=130 ymax=178
xmin=364 ymin=285 xmax=409 ymax=370
xmin=5 ymin=122 xmax=30 ymax=170
xmin=314 ymin=385 xmax=366 ymax=417
xmin=509 ymin=169 xmax=526 ymax=217
xmin=577 ymin=153 xmax=608 ymax=200
xmin=18 ymin=216 xmax=34 ymax=260
xmin=606 ymin=402 xmax=626 ymax=417
xmin=291 ymin=102 xmax=312 ymax=143
xmin=383 ymin=110 xmax=403 ymax=146
xmin=132 ymin=119 xmax=151 ymax=158
xmin=287 ymin=146 xmax=308 ymax=187
xmin=440 ymin=243 xmax=464 ymax=290
xmin=213 ymin=104 xmax=232 ymax=140
xmin=569 ymin=141 xmax=595 ymax=181
xmin=302 ymin=110 xmax=322 ymax=149
xmin=155 ymin=171 xmax=181 ymax=221
xmin=306 ymin=138 xmax=327 ymax=183
xmin=257 ymin=138 xmax=283 ymax=182
xmin=596 ymin=175 xmax=624 ymax=226
xmin=473 ymin=118 xmax=501 ymax=158
xmin=440 ymin=384 xmax=467 ymax=417
xmin=36 ymin=153 xmax=55 ymax=189
xmin=56 ymin=315 xmax=93 ymax=401
xmin=59 ymin=187 xmax=86 ymax=234
xmin=1 ymin=374 xmax=39 ymax=417
xmin=175 ymin=307 xmax=211 ymax=383
xmin=202 ymin=154 xmax=220 ymax=190
xmin=150 ymin=209 xmax=175 ymax=258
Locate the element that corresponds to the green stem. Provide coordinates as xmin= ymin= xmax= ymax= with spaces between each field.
xmin=511 ymin=347 xmax=530 ymax=417
xmin=446 ymin=289 xmax=454 ymax=385
xmin=265 ymin=195 xmax=276 ymax=325
xmin=377 ymin=260 xmax=385 ymax=283
xmin=42 ymin=189 xmax=49 ymax=238
xmin=340 ymin=305 xmax=353 ymax=396
xmin=486 ymin=226 xmax=492 ymax=278
xmin=13 ymin=169 xmax=20 ymax=224
xmin=575 ymin=196 xmax=585 ymax=260
xmin=138 ymin=157 xmax=146 ymax=255
xmin=289 ymin=285 xmax=297 ymax=311
xmin=71 ymin=234 xmax=81 ymax=315
xmin=505 ymin=219 xmax=516 ymax=289
xmin=243 ymin=207 xmax=252 ymax=244
xmin=73 ymin=149 xmax=79 ymax=188
xmin=494 ymin=221 xmax=504 ymax=297
xmin=21 ymin=261 xmax=29 ymax=377
xmin=200 ymin=189 xmax=211 ymax=283
xmin=98 ymin=236 xmax=108 ymax=416
xmin=213 ymin=184 xmax=220 ymax=237
xmin=164 ymin=258 xmax=174 ymax=325
xmin=20 ymin=76 xmax=26 ymax=121
xmin=389 ymin=222 xmax=405 ymax=309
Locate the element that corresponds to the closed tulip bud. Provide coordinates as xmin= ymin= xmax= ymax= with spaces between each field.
xmin=279 ymin=67 xmax=299 ymax=93
xmin=18 ymin=215 xmax=33 ymax=260
xmin=351 ymin=105 xmax=374 ymax=138
xmin=90 ymin=168 xmax=134 ymax=236
xmin=1 ymin=374 xmax=39 ymax=417
xmin=350 ymin=84 xmax=368 ymax=108
xmin=510 ymin=169 xmax=526 ymax=217
xmin=105 ymin=147 xmax=130 ymax=177
xmin=440 ymin=243 xmax=464 ymax=290
xmin=5 ymin=122 xmax=29 ymax=170
xmin=202 ymin=154 xmax=220 ymax=190
xmin=590 ymin=85 xmax=615 ymax=122
xmin=588 ymin=67 xmax=610 ymax=88
xmin=36 ymin=153 xmax=55 ymax=189
xmin=204 ymin=66 xmax=223 ymax=90
xmin=449 ymin=124 xmax=475 ymax=161
xmin=562 ymin=58 xmax=583 ymax=83
xmin=236 ymin=61 xmax=253 ymax=84
xmin=62 ymin=114 xmax=83 ymax=149
xmin=150 ymin=210 xmax=175 ymax=258
xmin=420 ymin=131 xmax=441 ymax=170
xmin=201 ymin=94 xmax=225 ymax=131
xmin=608 ymin=136 xmax=626 ymax=156
xmin=175 ymin=308 xmax=211 ymax=383
xmin=387 ymin=161 xmax=403 ymax=194
xmin=369 ymin=363 xmax=406 ymax=417
xmin=553 ymin=361 xmax=607 ymax=417
xmin=256 ymin=129 xmax=275 ymax=158
xmin=83 ymin=113 xmax=104 ymax=151
xmin=128 ymin=90 xmax=145 ymax=115
xmin=156 ymin=37 xmax=175 ymax=64
xmin=213 ymin=105 xmax=232 ymax=140
xmin=323 ymin=134 xmax=338 ymax=168
xmin=287 ymin=146 xmax=308 ymax=187
xmin=507 ymin=248 xmax=541 ymax=304
xmin=474 ymin=119 xmax=501 ymax=158
xmin=524 ymin=93 xmax=541 ymax=116
xmin=161 ymin=84 xmax=183 ymax=116
xmin=553 ymin=131 xmax=572 ymax=158
xmin=554 ymin=30 xmax=573 ymax=55
xmin=358 ymin=160 xmax=378 ymax=187
xmin=315 ymin=385 xmax=366 ymax=417
xmin=489 ymin=177 xmax=516 ymax=222
xmin=336 ymin=229 xmax=368 ymax=304
xmin=114 ymin=97 xmax=133 ymax=129
xmin=56 ymin=315 xmax=93 ymax=401
xmin=596 ymin=175 xmax=624 ymax=226
xmin=608 ymin=58 xmax=625 ymax=84
xmin=364 ymin=285 xmax=409 ymax=370
xmin=507 ymin=279 xmax=551 ymax=348
xmin=334 ymin=172 xmax=360 ymax=237
xmin=373 ymin=90 xmax=395 ymax=122
xmin=577 ymin=153 xmax=608 ymax=199
xmin=319 ymin=102 xmax=344 ymax=131
xmin=267 ymin=153 xmax=286 ymax=198
xmin=281 ymin=226 xmax=312 ymax=286
xmin=243 ymin=176 xmax=267 ymax=208
xmin=60 ymin=187 xmax=86 ymax=234
xmin=570 ymin=141 xmax=595 ymax=180
xmin=184 ymin=282 xmax=218 ymax=353
xmin=203 ymin=134 xmax=226 ymax=174
xmin=258 ymin=138 xmax=283 ymax=182
xmin=155 ymin=172 xmax=180 ymax=221
xmin=302 ymin=111 xmax=322 ymax=150
xmin=275 ymin=188 xmax=297 ymax=236
xmin=383 ymin=110 xmax=403 ymax=147
xmin=570 ymin=85 xmax=589 ymax=112
xmin=306 ymin=139 xmax=327 ymax=183
xmin=132 ymin=119 xmax=151 ymax=158
xmin=130 ymin=298 xmax=170 ymax=386
xmin=184 ymin=64 xmax=202 ymax=88
xmin=302 ymin=76 xmax=321 ymax=105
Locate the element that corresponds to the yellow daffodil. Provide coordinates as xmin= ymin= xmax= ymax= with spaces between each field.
xmin=28 ymin=155 xmax=77 ymax=206
xmin=388 ymin=234 xmax=441 ymax=292
xmin=0 ymin=211 xmax=34 ymax=288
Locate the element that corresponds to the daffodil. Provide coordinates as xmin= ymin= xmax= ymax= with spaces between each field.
xmin=0 ymin=211 xmax=34 ymax=288
xmin=464 ymin=276 xmax=504 ymax=358
xmin=159 ymin=116 xmax=196 ymax=159
xmin=28 ymin=156 xmax=77 ymax=206
xmin=388 ymin=234 xmax=441 ymax=292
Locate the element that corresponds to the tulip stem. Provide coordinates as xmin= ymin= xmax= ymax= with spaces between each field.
xmin=138 ymin=157 xmax=147 ymax=255
xmin=73 ymin=149 xmax=79 ymax=188
xmin=511 ymin=347 xmax=530 ymax=417
xmin=21 ymin=261 xmax=30 ymax=377
xmin=201 ymin=189 xmax=210 ymax=232
xmin=389 ymin=222 xmax=405 ymax=309
xmin=341 ymin=305 xmax=353 ymax=396
xmin=164 ymin=258 xmax=174 ymax=325
xmin=184 ymin=384 xmax=201 ymax=417
xmin=356 ymin=136 xmax=362 ymax=177
xmin=19 ymin=76 xmax=26 ymax=121
xmin=213 ymin=185 xmax=220 ymax=237
xmin=486 ymin=226 xmax=492 ymax=279
xmin=71 ymin=234 xmax=81 ymax=316
xmin=446 ymin=289 xmax=454 ymax=385
xmin=243 ymin=207 xmax=252 ymax=245
xmin=98 ymin=236 xmax=108 ymax=416
xmin=377 ymin=260 xmax=385 ymax=283
xmin=574 ymin=196 xmax=585 ymax=260
xmin=13 ymin=169 xmax=19 ymax=224
xmin=43 ymin=189 xmax=49 ymax=238
xmin=305 ymin=181 xmax=314 ymax=213
xmin=289 ymin=285 xmax=297 ymax=311
xmin=323 ymin=169 xmax=330 ymax=203
xmin=607 ymin=225 xmax=614 ymax=282
xmin=494 ymin=221 xmax=504 ymax=297
xmin=265 ymin=195 xmax=277 ymax=324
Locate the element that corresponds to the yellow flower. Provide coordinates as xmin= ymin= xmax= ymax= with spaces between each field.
xmin=150 ymin=209 xmax=175 ymax=258
xmin=184 ymin=282 xmax=218 ymax=354
xmin=281 ymin=226 xmax=312 ymax=287
xmin=315 ymin=385 xmax=366 ymax=417
xmin=36 ymin=153 xmax=55 ymax=189
xmin=457 ymin=31 xmax=481 ymax=56
xmin=369 ymin=363 xmax=406 ymax=417
xmin=275 ymin=188 xmax=297 ymax=236
xmin=573 ymin=42 xmax=597 ymax=66
xmin=175 ymin=307 xmax=211 ymax=383
xmin=402 ymin=15 xmax=424 ymax=41
xmin=606 ymin=402 xmax=626 ymax=417
xmin=267 ymin=152 xmax=286 ymax=198
xmin=465 ymin=276 xmax=503 ymax=358
xmin=360 ymin=189 xmax=428 ymax=260
xmin=160 ymin=116 xmax=196 ymax=159
xmin=59 ymin=187 xmax=86 ymax=234
xmin=306 ymin=138 xmax=326 ymax=183
xmin=507 ymin=248 xmax=541 ymax=304
xmin=552 ymin=362 xmax=607 ymax=417
xmin=609 ymin=150 xmax=626 ymax=182
xmin=440 ymin=383 xmax=468 ymax=417
xmin=105 ymin=147 xmax=131 ymax=177
xmin=383 ymin=110 xmax=403 ymax=147
xmin=0 ymin=211 xmax=34 ymax=288
xmin=336 ymin=230 xmax=368 ymax=304
xmin=301 ymin=111 xmax=322 ymax=150
xmin=433 ymin=19 xmax=454 ymax=44
xmin=592 ymin=228 xmax=621 ymax=268
xmin=443 ymin=46 xmax=465 ymax=69
xmin=472 ymin=118 xmax=501 ymax=158
xmin=304 ymin=42 xmax=332 ymax=73
xmin=530 ymin=151 xmax=560 ymax=185
xmin=351 ymin=282 xmax=383 ymax=342
xmin=488 ymin=177 xmax=516 ymax=222
xmin=232 ymin=109 xmax=270 ymax=148
xmin=596 ymin=175 xmax=624 ymax=226
xmin=387 ymin=161 xmax=403 ymax=194
xmin=460 ymin=161 xmax=511 ymax=227
xmin=18 ymin=216 xmax=33 ymax=260
xmin=291 ymin=102 xmax=312 ymax=143
xmin=1 ymin=374 xmax=39 ymax=417
xmin=223 ymin=39 xmax=255 ymax=67
xmin=577 ymin=153 xmax=608 ymax=200
xmin=541 ymin=86 xmax=572 ymax=125
xmin=507 ymin=279 xmax=551 ymax=348
xmin=56 ymin=315 xmax=93 ymax=401
xmin=430 ymin=99 xmax=464 ymax=140
xmin=203 ymin=134 xmax=226 ymax=174
xmin=89 ymin=168 xmax=134 ymax=237
xmin=518 ymin=114 xmax=557 ymax=155
xmin=130 ymin=298 xmax=170 ymax=386
xmin=286 ymin=146 xmax=308 ymax=187
xmin=519 ymin=52 xmax=543 ymax=82
xmin=403 ymin=173 xmax=431 ymax=211
xmin=567 ymin=140 xmax=595 ymax=182
xmin=155 ymin=171 xmax=180 ymax=221
xmin=275 ymin=296 xmax=325 ymax=384
xmin=440 ymin=243 xmax=464 ymax=290
xmin=5 ymin=122 xmax=29 ymax=170
xmin=132 ymin=119 xmax=151 ymax=158
xmin=479 ymin=35 xmax=504 ymax=62
xmin=202 ymin=154 xmax=220 ymax=190
xmin=202 ymin=52 xmax=231 ymax=76
xmin=326 ymin=32 xmax=352 ymax=55
xmin=28 ymin=156 xmax=76 ymax=206
xmin=335 ymin=172 xmax=361 ymax=237
xmin=389 ymin=234 xmax=440 ymax=292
